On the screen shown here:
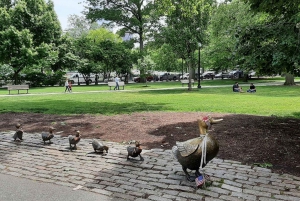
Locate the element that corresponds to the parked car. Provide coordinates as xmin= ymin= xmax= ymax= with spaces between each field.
xmin=180 ymin=73 xmax=189 ymax=79
xmin=202 ymin=72 xmax=215 ymax=79
xmin=215 ymin=72 xmax=229 ymax=79
xmin=249 ymin=71 xmax=256 ymax=78
xmin=158 ymin=72 xmax=179 ymax=81
xmin=228 ymin=70 xmax=243 ymax=78
xmin=133 ymin=76 xmax=154 ymax=82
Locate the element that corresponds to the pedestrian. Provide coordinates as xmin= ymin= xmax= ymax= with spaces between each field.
xmin=68 ymin=81 xmax=72 ymax=93
xmin=114 ymin=76 xmax=120 ymax=90
xmin=64 ymin=79 xmax=70 ymax=93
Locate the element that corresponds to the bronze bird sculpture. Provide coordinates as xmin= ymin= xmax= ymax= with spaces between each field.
xmin=127 ymin=141 xmax=143 ymax=161
xmin=92 ymin=139 xmax=109 ymax=153
xmin=13 ymin=123 xmax=23 ymax=141
xmin=69 ymin=130 xmax=81 ymax=150
xmin=172 ymin=116 xmax=223 ymax=181
xmin=41 ymin=127 xmax=55 ymax=144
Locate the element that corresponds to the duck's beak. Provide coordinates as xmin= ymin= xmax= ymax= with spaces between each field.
xmin=210 ymin=118 xmax=223 ymax=124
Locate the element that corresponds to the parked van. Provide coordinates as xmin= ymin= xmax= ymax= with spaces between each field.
xmin=68 ymin=73 xmax=96 ymax=84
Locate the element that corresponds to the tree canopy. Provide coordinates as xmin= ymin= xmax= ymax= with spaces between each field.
xmin=0 ymin=0 xmax=61 ymax=84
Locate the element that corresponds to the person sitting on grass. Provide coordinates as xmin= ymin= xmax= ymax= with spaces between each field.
xmin=232 ymin=82 xmax=243 ymax=93
xmin=247 ymin=83 xmax=256 ymax=93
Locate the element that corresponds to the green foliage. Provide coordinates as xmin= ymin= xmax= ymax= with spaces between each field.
xmin=25 ymin=72 xmax=47 ymax=87
xmin=87 ymin=28 xmax=122 ymax=43
xmin=0 ymin=0 xmax=62 ymax=84
xmin=155 ymin=0 xmax=215 ymax=89
xmin=253 ymin=162 xmax=273 ymax=168
xmin=85 ymin=0 xmax=156 ymax=52
xmin=149 ymin=44 xmax=181 ymax=72
xmin=43 ymin=70 xmax=65 ymax=86
xmin=136 ymin=55 xmax=156 ymax=85
xmin=51 ymin=34 xmax=79 ymax=72
xmin=236 ymin=0 xmax=300 ymax=78
xmin=205 ymin=0 xmax=260 ymax=72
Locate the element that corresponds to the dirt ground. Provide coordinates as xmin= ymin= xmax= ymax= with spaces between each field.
xmin=1 ymin=112 xmax=299 ymax=177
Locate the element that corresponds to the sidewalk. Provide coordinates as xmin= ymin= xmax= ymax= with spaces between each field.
xmin=1 ymin=131 xmax=300 ymax=201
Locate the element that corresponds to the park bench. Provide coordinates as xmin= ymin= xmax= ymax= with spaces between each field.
xmin=180 ymin=79 xmax=194 ymax=87
xmin=108 ymin=82 xmax=125 ymax=90
xmin=7 ymin=85 xmax=29 ymax=94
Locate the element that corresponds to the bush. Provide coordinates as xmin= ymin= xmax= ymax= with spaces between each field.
xmin=43 ymin=71 xmax=65 ymax=86
xmin=25 ymin=72 xmax=47 ymax=87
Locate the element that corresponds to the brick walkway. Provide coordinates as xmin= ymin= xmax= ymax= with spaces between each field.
xmin=0 ymin=131 xmax=299 ymax=201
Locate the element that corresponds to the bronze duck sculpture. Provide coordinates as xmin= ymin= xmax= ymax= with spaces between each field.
xmin=172 ymin=116 xmax=223 ymax=181
xmin=41 ymin=127 xmax=55 ymax=144
xmin=92 ymin=139 xmax=109 ymax=153
xmin=127 ymin=141 xmax=144 ymax=161
xmin=13 ymin=123 xmax=23 ymax=141
xmin=69 ymin=130 xmax=81 ymax=150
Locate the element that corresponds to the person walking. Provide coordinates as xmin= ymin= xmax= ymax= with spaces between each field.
xmin=64 ymin=79 xmax=70 ymax=93
xmin=68 ymin=81 xmax=72 ymax=93
xmin=114 ymin=76 xmax=120 ymax=90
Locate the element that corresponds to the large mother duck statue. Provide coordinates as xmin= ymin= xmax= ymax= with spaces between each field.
xmin=172 ymin=116 xmax=223 ymax=181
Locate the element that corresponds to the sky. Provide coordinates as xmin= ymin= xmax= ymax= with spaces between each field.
xmin=52 ymin=0 xmax=86 ymax=31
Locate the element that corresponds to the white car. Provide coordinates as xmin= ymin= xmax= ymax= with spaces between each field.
xmin=180 ymin=73 xmax=189 ymax=79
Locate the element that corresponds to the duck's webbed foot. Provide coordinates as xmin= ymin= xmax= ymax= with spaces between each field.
xmin=139 ymin=155 xmax=144 ymax=161
xmin=183 ymin=167 xmax=196 ymax=182
xmin=195 ymin=169 xmax=202 ymax=177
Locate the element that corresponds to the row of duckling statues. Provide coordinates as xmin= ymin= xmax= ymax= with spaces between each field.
xmin=12 ymin=124 xmax=142 ymax=160
xmin=12 ymin=116 xmax=223 ymax=186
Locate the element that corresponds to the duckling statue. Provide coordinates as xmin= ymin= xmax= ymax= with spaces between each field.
xmin=69 ymin=130 xmax=81 ymax=150
xmin=127 ymin=141 xmax=144 ymax=161
xmin=13 ymin=123 xmax=23 ymax=141
xmin=41 ymin=127 xmax=55 ymax=144
xmin=172 ymin=116 xmax=223 ymax=181
xmin=92 ymin=139 xmax=109 ymax=153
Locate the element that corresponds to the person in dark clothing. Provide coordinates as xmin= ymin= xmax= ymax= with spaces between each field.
xmin=247 ymin=83 xmax=256 ymax=93
xmin=233 ymin=82 xmax=243 ymax=92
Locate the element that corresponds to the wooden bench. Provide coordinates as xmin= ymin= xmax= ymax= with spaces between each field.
xmin=108 ymin=82 xmax=125 ymax=90
xmin=7 ymin=85 xmax=29 ymax=94
xmin=180 ymin=79 xmax=194 ymax=87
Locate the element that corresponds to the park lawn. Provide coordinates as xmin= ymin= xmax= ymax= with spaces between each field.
xmin=0 ymin=83 xmax=299 ymax=118
xmin=0 ymin=77 xmax=294 ymax=95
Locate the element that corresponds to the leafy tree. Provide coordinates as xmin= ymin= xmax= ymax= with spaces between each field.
xmin=0 ymin=25 xmax=36 ymax=84
xmin=240 ymin=0 xmax=300 ymax=85
xmin=84 ymin=0 xmax=156 ymax=81
xmin=205 ymin=0 xmax=260 ymax=74
xmin=150 ymin=44 xmax=181 ymax=73
xmin=156 ymin=0 xmax=216 ymax=90
xmin=136 ymin=55 xmax=156 ymax=86
xmin=51 ymin=34 xmax=79 ymax=72
xmin=0 ymin=0 xmax=62 ymax=84
xmin=87 ymin=28 xmax=123 ymax=43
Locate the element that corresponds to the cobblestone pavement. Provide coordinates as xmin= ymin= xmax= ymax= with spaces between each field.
xmin=1 ymin=132 xmax=300 ymax=201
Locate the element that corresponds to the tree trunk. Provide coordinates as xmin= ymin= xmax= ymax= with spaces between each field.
xmin=284 ymin=73 xmax=295 ymax=85
xmin=188 ymin=61 xmax=192 ymax=91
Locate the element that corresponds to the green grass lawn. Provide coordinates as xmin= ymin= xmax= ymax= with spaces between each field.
xmin=0 ymin=78 xmax=299 ymax=118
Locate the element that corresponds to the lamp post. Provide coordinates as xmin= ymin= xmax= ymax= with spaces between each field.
xmin=197 ymin=43 xmax=201 ymax=88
